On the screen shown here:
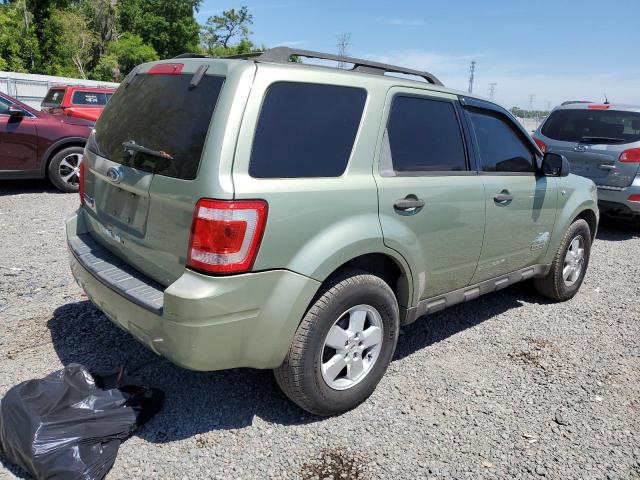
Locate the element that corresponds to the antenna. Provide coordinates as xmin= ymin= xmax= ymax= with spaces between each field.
xmin=468 ymin=61 xmax=476 ymax=93
xmin=604 ymin=92 xmax=609 ymax=104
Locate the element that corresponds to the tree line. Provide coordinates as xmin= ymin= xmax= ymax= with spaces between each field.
xmin=0 ymin=0 xmax=257 ymax=81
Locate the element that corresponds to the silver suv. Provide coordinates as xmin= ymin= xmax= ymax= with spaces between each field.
xmin=533 ymin=102 xmax=640 ymax=219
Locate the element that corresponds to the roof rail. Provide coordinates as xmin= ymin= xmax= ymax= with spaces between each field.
xmin=173 ymin=53 xmax=211 ymax=59
xmin=560 ymin=100 xmax=594 ymax=106
xmin=253 ymin=47 xmax=444 ymax=86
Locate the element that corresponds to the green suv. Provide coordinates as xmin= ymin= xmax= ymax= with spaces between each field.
xmin=67 ymin=48 xmax=598 ymax=416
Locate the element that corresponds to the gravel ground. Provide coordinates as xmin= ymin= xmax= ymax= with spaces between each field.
xmin=1 ymin=179 xmax=639 ymax=480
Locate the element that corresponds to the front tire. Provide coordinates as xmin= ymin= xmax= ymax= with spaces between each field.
xmin=534 ymin=219 xmax=591 ymax=301
xmin=47 ymin=146 xmax=84 ymax=193
xmin=274 ymin=269 xmax=399 ymax=416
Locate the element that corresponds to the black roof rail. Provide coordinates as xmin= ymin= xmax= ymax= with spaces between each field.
xmin=560 ymin=100 xmax=594 ymax=106
xmin=252 ymin=47 xmax=444 ymax=86
xmin=173 ymin=53 xmax=211 ymax=59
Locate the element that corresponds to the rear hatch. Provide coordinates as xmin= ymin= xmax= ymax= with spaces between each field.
xmin=540 ymin=107 xmax=640 ymax=187
xmin=81 ymin=61 xmax=232 ymax=286
xmin=41 ymin=87 xmax=66 ymax=114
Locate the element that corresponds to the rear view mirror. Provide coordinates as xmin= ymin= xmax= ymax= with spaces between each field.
xmin=542 ymin=152 xmax=570 ymax=177
xmin=8 ymin=106 xmax=24 ymax=118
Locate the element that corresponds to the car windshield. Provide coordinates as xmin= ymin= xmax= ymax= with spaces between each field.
xmin=542 ymin=109 xmax=640 ymax=144
xmin=92 ymin=73 xmax=224 ymax=180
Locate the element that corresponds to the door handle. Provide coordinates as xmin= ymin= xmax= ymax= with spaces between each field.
xmin=394 ymin=196 xmax=425 ymax=211
xmin=493 ymin=193 xmax=513 ymax=204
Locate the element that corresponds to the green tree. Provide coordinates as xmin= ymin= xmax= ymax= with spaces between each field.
xmin=40 ymin=8 xmax=95 ymax=78
xmin=201 ymin=6 xmax=252 ymax=54
xmin=0 ymin=0 xmax=39 ymax=72
xmin=117 ymin=0 xmax=201 ymax=59
xmin=92 ymin=33 xmax=159 ymax=82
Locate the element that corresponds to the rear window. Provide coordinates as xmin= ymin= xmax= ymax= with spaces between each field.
xmin=71 ymin=91 xmax=110 ymax=105
xmin=93 ymin=73 xmax=224 ymax=180
xmin=42 ymin=88 xmax=65 ymax=106
xmin=249 ymin=82 xmax=366 ymax=178
xmin=542 ymin=109 xmax=640 ymax=144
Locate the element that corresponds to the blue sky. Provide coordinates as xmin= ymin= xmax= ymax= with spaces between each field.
xmin=196 ymin=0 xmax=639 ymax=110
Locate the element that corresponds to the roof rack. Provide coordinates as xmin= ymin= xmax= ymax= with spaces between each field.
xmin=560 ymin=100 xmax=594 ymax=106
xmin=173 ymin=47 xmax=444 ymax=86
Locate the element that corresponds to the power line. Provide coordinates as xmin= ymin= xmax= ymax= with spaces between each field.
xmin=468 ymin=61 xmax=476 ymax=93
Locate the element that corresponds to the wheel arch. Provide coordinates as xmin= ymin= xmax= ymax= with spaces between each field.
xmin=573 ymin=208 xmax=598 ymax=242
xmin=39 ymin=137 xmax=87 ymax=176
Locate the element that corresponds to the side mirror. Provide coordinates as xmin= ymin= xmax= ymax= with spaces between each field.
xmin=542 ymin=152 xmax=570 ymax=177
xmin=8 ymin=106 xmax=24 ymax=118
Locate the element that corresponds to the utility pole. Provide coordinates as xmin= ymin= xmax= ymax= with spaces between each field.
xmin=528 ymin=94 xmax=536 ymax=124
xmin=336 ymin=33 xmax=352 ymax=69
xmin=488 ymin=82 xmax=497 ymax=101
xmin=468 ymin=61 xmax=476 ymax=93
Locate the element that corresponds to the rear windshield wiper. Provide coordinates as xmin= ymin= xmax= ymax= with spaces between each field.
xmin=579 ymin=136 xmax=626 ymax=144
xmin=122 ymin=140 xmax=173 ymax=160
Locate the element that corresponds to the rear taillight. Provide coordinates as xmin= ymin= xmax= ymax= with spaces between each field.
xmin=629 ymin=195 xmax=640 ymax=203
xmin=619 ymin=148 xmax=640 ymax=163
xmin=187 ymin=199 xmax=268 ymax=274
xmin=533 ymin=137 xmax=547 ymax=154
xmin=79 ymin=161 xmax=86 ymax=206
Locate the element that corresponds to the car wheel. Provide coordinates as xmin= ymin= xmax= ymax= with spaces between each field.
xmin=534 ymin=219 xmax=591 ymax=301
xmin=274 ymin=269 xmax=399 ymax=416
xmin=47 ymin=146 xmax=84 ymax=193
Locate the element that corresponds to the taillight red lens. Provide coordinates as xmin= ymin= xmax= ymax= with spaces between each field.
xmin=533 ymin=137 xmax=547 ymax=154
xmin=187 ymin=199 xmax=268 ymax=274
xmin=629 ymin=194 xmax=640 ymax=203
xmin=619 ymin=148 xmax=640 ymax=163
xmin=79 ymin=161 xmax=86 ymax=206
xmin=148 ymin=63 xmax=184 ymax=75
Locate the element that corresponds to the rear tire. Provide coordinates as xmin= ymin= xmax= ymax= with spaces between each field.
xmin=534 ymin=219 xmax=591 ymax=301
xmin=47 ymin=146 xmax=84 ymax=193
xmin=274 ymin=269 xmax=399 ymax=416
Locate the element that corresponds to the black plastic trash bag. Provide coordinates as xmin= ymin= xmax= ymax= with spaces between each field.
xmin=0 ymin=364 xmax=163 ymax=480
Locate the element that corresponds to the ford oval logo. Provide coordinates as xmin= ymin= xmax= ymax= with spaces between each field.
xmin=106 ymin=166 xmax=123 ymax=184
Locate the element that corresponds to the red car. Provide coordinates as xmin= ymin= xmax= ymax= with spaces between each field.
xmin=1 ymin=92 xmax=93 ymax=192
xmin=41 ymin=85 xmax=116 ymax=122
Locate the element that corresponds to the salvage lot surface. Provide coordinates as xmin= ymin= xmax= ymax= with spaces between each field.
xmin=0 ymin=180 xmax=639 ymax=480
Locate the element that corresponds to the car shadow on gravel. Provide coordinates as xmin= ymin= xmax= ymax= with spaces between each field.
xmin=0 ymin=179 xmax=62 ymax=196
xmin=47 ymin=300 xmax=322 ymax=444
xmin=596 ymin=217 xmax=639 ymax=241
xmin=394 ymin=282 xmax=552 ymax=361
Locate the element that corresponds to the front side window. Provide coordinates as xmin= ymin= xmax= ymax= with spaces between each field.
xmin=0 ymin=97 xmax=10 ymax=115
xmin=249 ymin=82 xmax=367 ymax=178
xmin=468 ymin=109 xmax=535 ymax=173
xmin=385 ymin=95 xmax=466 ymax=173
xmin=71 ymin=91 xmax=109 ymax=105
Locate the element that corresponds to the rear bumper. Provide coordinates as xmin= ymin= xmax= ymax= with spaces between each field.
xmin=66 ymin=210 xmax=321 ymax=371
xmin=597 ymin=177 xmax=640 ymax=216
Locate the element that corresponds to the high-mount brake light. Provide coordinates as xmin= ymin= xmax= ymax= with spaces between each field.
xmin=148 ymin=63 xmax=184 ymax=75
xmin=619 ymin=148 xmax=640 ymax=163
xmin=533 ymin=137 xmax=548 ymax=154
xmin=588 ymin=104 xmax=610 ymax=109
xmin=187 ymin=199 xmax=268 ymax=274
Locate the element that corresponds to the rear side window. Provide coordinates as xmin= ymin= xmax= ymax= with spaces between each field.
xmin=385 ymin=96 xmax=466 ymax=173
xmin=468 ymin=109 xmax=535 ymax=173
xmin=0 ymin=97 xmax=10 ymax=114
xmin=93 ymin=73 xmax=224 ymax=180
xmin=249 ymin=82 xmax=366 ymax=178
xmin=42 ymin=88 xmax=65 ymax=106
xmin=542 ymin=109 xmax=640 ymax=144
xmin=71 ymin=91 xmax=109 ymax=105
